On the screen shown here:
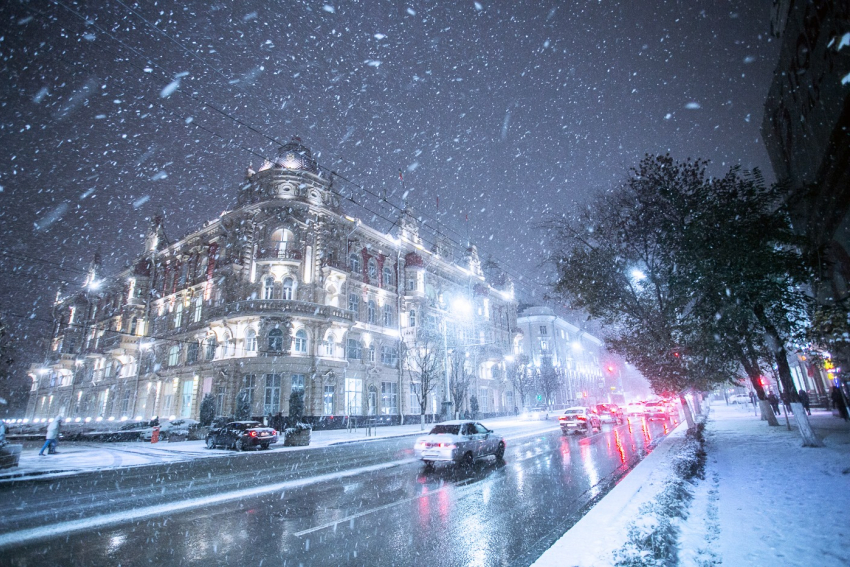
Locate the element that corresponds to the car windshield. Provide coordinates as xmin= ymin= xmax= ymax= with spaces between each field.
xmin=429 ymin=425 xmax=461 ymax=435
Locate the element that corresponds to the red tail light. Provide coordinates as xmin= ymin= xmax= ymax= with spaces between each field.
xmin=272 ymin=430 xmax=277 ymax=436
xmin=576 ymin=416 xmax=587 ymax=421
xmin=249 ymin=431 xmax=257 ymax=437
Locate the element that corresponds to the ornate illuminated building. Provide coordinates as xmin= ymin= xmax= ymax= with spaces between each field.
xmin=26 ymin=141 xmax=520 ymax=425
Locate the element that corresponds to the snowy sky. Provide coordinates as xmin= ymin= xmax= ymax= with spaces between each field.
xmin=0 ymin=1 xmax=779 ymax=362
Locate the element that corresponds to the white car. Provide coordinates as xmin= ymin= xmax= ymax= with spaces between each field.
xmin=524 ymin=407 xmax=550 ymax=420
xmin=140 ymin=418 xmax=200 ymax=440
xmin=625 ymin=402 xmax=645 ymax=417
xmin=559 ymin=407 xmax=601 ymax=434
xmin=414 ymin=420 xmax=506 ymax=467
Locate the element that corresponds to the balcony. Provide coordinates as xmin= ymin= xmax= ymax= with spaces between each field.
xmin=207 ymin=299 xmax=355 ymax=323
xmin=256 ymin=247 xmax=303 ymax=262
xmin=94 ymin=330 xmax=141 ymax=354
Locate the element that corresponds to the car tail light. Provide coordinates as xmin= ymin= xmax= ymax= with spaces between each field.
xmin=439 ymin=443 xmax=456 ymax=449
xmin=558 ymin=416 xmax=566 ymax=421
xmin=249 ymin=431 xmax=257 ymax=437
xmin=271 ymin=430 xmax=277 ymax=436
xmin=576 ymin=416 xmax=586 ymax=421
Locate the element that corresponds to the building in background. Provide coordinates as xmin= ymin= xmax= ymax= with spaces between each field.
xmin=26 ymin=141 xmax=519 ymax=426
xmin=762 ymin=1 xmax=850 ymax=397
xmin=516 ymin=306 xmax=607 ymax=407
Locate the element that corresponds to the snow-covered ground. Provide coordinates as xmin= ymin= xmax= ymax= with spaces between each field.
xmin=1 ymin=416 xmax=558 ymax=482
xmin=533 ymin=402 xmax=850 ymax=567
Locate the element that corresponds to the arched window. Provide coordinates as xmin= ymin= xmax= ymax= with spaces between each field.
xmin=174 ymin=303 xmax=183 ymax=328
xmin=187 ymin=341 xmax=199 ymax=364
xmin=409 ymin=309 xmax=416 ymax=327
xmin=383 ymin=265 xmax=394 ymax=287
xmin=348 ymin=292 xmax=359 ymax=313
xmin=268 ymin=328 xmax=284 ymax=351
xmin=323 ymin=336 xmax=336 ymax=357
xmin=367 ymin=300 xmax=377 ymax=324
xmin=168 ymin=345 xmax=180 ymax=367
xmin=205 ymin=336 xmax=217 ymax=360
xmin=270 ymin=228 xmax=294 ymax=259
xmin=263 ymin=276 xmax=275 ymax=300
xmin=368 ymin=259 xmax=378 ymax=280
xmin=282 ymin=277 xmax=295 ymax=300
xmin=349 ymin=253 xmax=360 ymax=274
xmin=383 ymin=306 xmax=394 ymax=327
xmin=293 ymin=329 xmax=307 ymax=353
xmin=223 ymin=333 xmax=235 ymax=357
xmin=245 ymin=329 xmax=257 ymax=353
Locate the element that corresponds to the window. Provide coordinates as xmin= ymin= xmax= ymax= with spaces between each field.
xmin=121 ymin=388 xmax=132 ymax=416
xmin=193 ymin=296 xmax=203 ymax=322
xmin=349 ymin=253 xmax=360 ymax=274
xmin=368 ymin=344 xmax=376 ymax=363
xmin=381 ymin=382 xmax=398 ymax=415
xmin=205 ymin=336 xmax=217 ymax=360
xmin=291 ymin=374 xmax=305 ymax=393
xmin=383 ymin=306 xmax=394 ymax=327
xmin=539 ymin=326 xmax=548 ymax=335
xmin=345 ymin=377 xmax=362 ymax=415
xmin=187 ymin=341 xmax=199 ymax=364
xmin=282 ymin=278 xmax=295 ymax=300
xmin=268 ymin=328 xmax=284 ymax=351
xmin=263 ymin=374 xmax=282 ymax=415
xmin=348 ymin=292 xmax=359 ymax=313
xmin=223 ymin=333 xmax=235 ymax=357
xmin=383 ymin=265 xmax=394 ymax=287
xmin=491 ymin=366 xmax=500 ymax=380
xmin=409 ymin=310 xmax=416 ymax=327
xmin=181 ymin=380 xmax=194 ymax=418
xmin=323 ymin=385 xmax=335 ymax=415
xmin=215 ymin=386 xmax=226 ymax=415
xmin=540 ymin=339 xmax=548 ymax=351
xmin=479 ymin=388 xmax=490 ymax=413
xmin=168 ymin=345 xmax=180 ymax=367
xmin=245 ymin=329 xmax=257 ymax=353
xmin=293 ymin=329 xmax=307 ymax=353
xmin=242 ymin=374 xmax=256 ymax=404
xmin=406 ymin=273 xmax=418 ymax=292
xmin=367 ymin=300 xmax=377 ymax=324
xmin=323 ymin=337 xmax=336 ymax=357
xmin=381 ymin=345 xmax=398 ymax=367
xmin=347 ymin=338 xmax=362 ymax=360
xmin=174 ymin=303 xmax=183 ymax=328
xmin=368 ymin=259 xmax=378 ymax=280
xmin=263 ymin=277 xmax=275 ymax=300
xmin=130 ymin=317 xmax=138 ymax=336
xmin=162 ymin=382 xmax=173 ymax=416
xmin=410 ymin=383 xmax=421 ymax=414
xmin=368 ymin=385 xmax=378 ymax=415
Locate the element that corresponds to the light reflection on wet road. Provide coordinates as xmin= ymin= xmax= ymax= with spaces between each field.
xmin=5 ymin=417 xmax=677 ymax=566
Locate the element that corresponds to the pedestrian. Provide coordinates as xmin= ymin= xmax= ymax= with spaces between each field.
xmin=766 ymin=392 xmax=780 ymax=416
xmin=780 ymin=391 xmax=792 ymax=413
xmin=38 ymin=416 xmax=62 ymax=456
xmin=749 ymin=391 xmax=756 ymax=407
xmin=514 ymin=406 xmax=519 ymax=417
xmin=797 ymin=389 xmax=811 ymax=415
xmin=830 ymin=386 xmax=849 ymax=421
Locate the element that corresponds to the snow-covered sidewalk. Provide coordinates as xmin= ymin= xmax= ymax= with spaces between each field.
xmin=533 ymin=402 xmax=850 ymax=567
xmin=1 ymin=416 xmax=556 ymax=482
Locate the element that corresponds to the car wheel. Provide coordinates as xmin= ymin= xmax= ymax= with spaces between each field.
xmin=495 ymin=442 xmax=505 ymax=461
xmin=235 ymin=439 xmax=244 ymax=451
xmin=423 ymin=460 xmax=434 ymax=469
xmin=261 ymin=443 xmax=270 ymax=450
xmin=461 ymin=451 xmax=474 ymax=468
xmin=206 ymin=437 xmax=215 ymax=450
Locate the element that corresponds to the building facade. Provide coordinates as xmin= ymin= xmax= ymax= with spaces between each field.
xmin=27 ymin=142 xmax=519 ymax=426
xmin=516 ymin=307 xmax=606 ymax=407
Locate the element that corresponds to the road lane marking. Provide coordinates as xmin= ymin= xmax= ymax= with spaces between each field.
xmin=0 ymin=458 xmax=417 ymax=549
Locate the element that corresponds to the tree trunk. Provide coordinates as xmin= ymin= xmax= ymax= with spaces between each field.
xmin=693 ymin=392 xmax=703 ymax=416
xmin=790 ymin=402 xmax=824 ymax=447
xmin=420 ymin=413 xmax=425 ymax=430
xmin=680 ymin=394 xmax=695 ymax=430
xmin=759 ymin=399 xmax=780 ymax=426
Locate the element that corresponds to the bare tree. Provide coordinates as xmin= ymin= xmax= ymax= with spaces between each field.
xmin=536 ymin=357 xmax=561 ymax=409
xmin=403 ymin=328 xmax=444 ymax=429
xmin=506 ymin=354 xmax=534 ymax=410
xmin=448 ymin=350 xmax=473 ymax=419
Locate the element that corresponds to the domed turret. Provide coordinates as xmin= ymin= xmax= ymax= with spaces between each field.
xmin=274 ymin=139 xmax=318 ymax=174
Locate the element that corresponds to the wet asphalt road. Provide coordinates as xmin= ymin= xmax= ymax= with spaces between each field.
xmin=2 ymin=417 xmax=676 ymax=567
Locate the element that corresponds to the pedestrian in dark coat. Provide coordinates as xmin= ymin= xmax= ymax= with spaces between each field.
xmin=797 ymin=390 xmax=811 ymax=415
xmin=766 ymin=392 xmax=780 ymax=416
xmin=831 ymin=386 xmax=849 ymax=421
xmin=749 ymin=391 xmax=756 ymax=407
xmin=780 ymin=391 xmax=792 ymax=413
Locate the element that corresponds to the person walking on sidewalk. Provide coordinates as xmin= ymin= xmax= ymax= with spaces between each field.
xmin=798 ymin=389 xmax=811 ymax=415
xmin=749 ymin=391 xmax=756 ymax=408
xmin=831 ymin=386 xmax=849 ymax=421
xmin=766 ymin=392 xmax=780 ymax=416
xmin=38 ymin=417 xmax=62 ymax=456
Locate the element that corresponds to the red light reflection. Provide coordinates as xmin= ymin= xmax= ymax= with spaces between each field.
xmin=614 ymin=429 xmax=627 ymax=464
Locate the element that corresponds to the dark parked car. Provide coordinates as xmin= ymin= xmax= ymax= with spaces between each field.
xmin=206 ymin=421 xmax=278 ymax=451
